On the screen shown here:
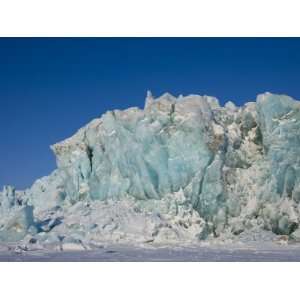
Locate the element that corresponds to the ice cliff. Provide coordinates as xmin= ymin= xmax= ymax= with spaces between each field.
xmin=2 ymin=91 xmax=300 ymax=249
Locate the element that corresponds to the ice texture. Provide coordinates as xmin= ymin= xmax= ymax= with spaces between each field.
xmin=1 ymin=91 xmax=300 ymax=248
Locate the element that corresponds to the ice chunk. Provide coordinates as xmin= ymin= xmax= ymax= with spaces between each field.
xmin=0 ymin=205 xmax=35 ymax=242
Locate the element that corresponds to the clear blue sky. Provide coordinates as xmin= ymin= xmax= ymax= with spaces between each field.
xmin=1 ymin=38 xmax=300 ymax=189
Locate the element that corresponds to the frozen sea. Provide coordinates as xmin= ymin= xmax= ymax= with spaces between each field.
xmin=1 ymin=243 xmax=300 ymax=261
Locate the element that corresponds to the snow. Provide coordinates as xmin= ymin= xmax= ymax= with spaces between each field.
xmin=1 ymin=243 xmax=300 ymax=262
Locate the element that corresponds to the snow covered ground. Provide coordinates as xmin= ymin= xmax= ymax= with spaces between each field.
xmin=1 ymin=243 xmax=300 ymax=261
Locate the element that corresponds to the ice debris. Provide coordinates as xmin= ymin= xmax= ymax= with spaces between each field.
xmin=2 ymin=91 xmax=300 ymax=249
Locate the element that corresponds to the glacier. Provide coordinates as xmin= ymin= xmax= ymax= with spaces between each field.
xmin=1 ymin=91 xmax=300 ymax=250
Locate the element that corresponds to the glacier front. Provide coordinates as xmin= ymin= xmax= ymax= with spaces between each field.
xmin=1 ymin=91 xmax=300 ymax=249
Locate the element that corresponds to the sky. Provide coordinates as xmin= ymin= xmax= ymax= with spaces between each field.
xmin=0 ymin=38 xmax=300 ymax=189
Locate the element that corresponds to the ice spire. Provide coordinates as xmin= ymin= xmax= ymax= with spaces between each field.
xmin=144 ymin=90 xmax=154 ymax=110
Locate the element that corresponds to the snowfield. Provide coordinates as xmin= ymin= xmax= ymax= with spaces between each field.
xmin=1 ymin=243 xmax=300 ymax=262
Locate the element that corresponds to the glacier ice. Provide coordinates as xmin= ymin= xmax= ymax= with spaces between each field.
xmin=1 ymin=91 xmax=300 ymax=248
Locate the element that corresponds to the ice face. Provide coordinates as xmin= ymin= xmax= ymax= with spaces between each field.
xmin=1 ymin=92 xmax=300 ymax=246
xmin=255 ymin=93 xmax=300 ymax=234
xmin=51 ymin=94 xmax=217 ymax=206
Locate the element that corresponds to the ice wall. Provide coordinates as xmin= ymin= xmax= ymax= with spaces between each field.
xmin=1 ymin=92 xmax=300 ymax=246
